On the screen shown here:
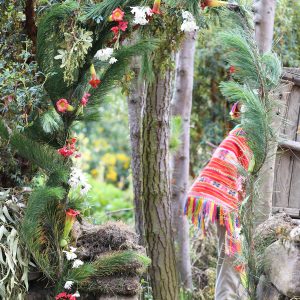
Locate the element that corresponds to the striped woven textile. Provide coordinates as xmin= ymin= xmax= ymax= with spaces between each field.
xmin=185 ymin=127 xmax=253 ymax=255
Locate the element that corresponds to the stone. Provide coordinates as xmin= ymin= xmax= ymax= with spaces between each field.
xmin=256 ymin=275 xmax=287 ymax=300
xmin=254 ymin=213 xmax=298 ymax=254
xmin=290 ymin=226 xmax=300 ymax=242
xmin=264 ymin=240 xmax=300 ymax=298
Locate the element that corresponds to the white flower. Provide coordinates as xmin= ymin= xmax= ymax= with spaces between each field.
xmin=64 ymin=281 xmax=74 ymax=290
xmin=131 ymin=6 xmax=153 ymax=25
xmin=181 ymin=11 xmax=199 ymax=32
xmin=72 ymin=291 xmax=80 ymax=298
xmin=72 ymin=259 xmax=84 ymax=268
xmin=69 ymin=246 xmax=77 ymax=253
xmin=109 ymin=57 xmax=118 ymax=64
xmin=68 ymin=168 xmax=91 ymax=195
xmin=80 ymin=183 xmax=92 ymax=196
xmin=63 ymin=250 xmax=77 ymax=261
xmin=94 ymin=48 xmax=114 ymax=61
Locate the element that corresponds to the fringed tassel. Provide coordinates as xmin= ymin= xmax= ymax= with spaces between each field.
xmin=185 ymin=196 xmax=241 ymax=256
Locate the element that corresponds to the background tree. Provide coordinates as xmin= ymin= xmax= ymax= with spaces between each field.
xmin=171 ymin=32 xmax=196 ymax=290
xmin=253 ymin=0 xmax=278 ymax=225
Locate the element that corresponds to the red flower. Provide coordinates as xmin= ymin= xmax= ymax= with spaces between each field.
xmin=229 ymin=65 xmax=236 ymax=74
xmin=55 ymin=292 xmax=76 ymax=300
xmin=81 ymin=93 xmax=91 ymax=107
xmin=58 ymin=147 xmax=73 ymax=157
xmin=89 ymin=75 xmax=101 ymax=89
xmin=118 ymin=21 xmax=128 ymax=32
xmin=89 ymin=64 xmax=101 ymax=88
xmin=110 ymin=8 xmax=125 ymax=22
xmin=56 ymin=99 xmax=71 ymax=113
xmin=111 ymin=26 xmax=120 ymax=39
xmin=152 ymin=0 xmax=161 ymax=14
xmin=57 ymin=138 xmax=78 ymax=158
xmin=66 ymin=208 xmax=80 ymax=218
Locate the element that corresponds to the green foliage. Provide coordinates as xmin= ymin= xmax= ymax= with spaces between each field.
xmin=0 ymin=190 xmax=30 ymax=300
xmin=40 ymin=108 xmax=63 ymax=134
xmin=37 ymin=1 xmax=79 ymax=99
xmin=170 ymin=116 xmax=183 ymax=153
xmin=10 ymin=132 xmax=70 ymax=178
xmin=273 ymin=0 xmax=300 ymax=67
xmin=92 ymin=250 xmax=151 ymax=277
xmin=21 ymin=186 xmax=66 ymax=280
xmin=0 ymin=120 xmax=9 ymax=141
xmin=217 ymin=7 xmax=282 ymax=299
xmin=219 ymin=27 xmax=281 ymax=172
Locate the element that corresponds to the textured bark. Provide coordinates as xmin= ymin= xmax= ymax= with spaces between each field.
xmin=253 ymin=0 xmax=277 ymax=225
xmin=142 ymin=67 xmax=179 ymax=300
xmin=171 ymin=33 xmax=196 ymax=290
xmin=24 ymin=0 xmax=37 ymax=50
xmin=253 ymin=0 xmax=276 ymax=53
xmin=127 ymin=58 xmax=146 ymax=245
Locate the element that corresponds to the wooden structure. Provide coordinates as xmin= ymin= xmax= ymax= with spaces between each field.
xmin=273 ymin=68 xmax=300 ymax=218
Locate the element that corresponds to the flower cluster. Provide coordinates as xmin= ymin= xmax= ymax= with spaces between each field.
xmin=58 ymin=138 xmax=80 ymax=158
xmin=94 ymin=48 xmax=118 ymax=64
xmin=55 ymin=292 xmax=76 ymax=300
xmin=68 ymin=167 xmax=91 ymax=195
xmin=58 ymin=246 xmax=83 ymax=299
xmin=130 ymin=6 xmax=153 ymax=25
xmin=181 ymin=11 xmax=199 ymax=32
xmin=109 ymin=8 xmax=128 ymax=40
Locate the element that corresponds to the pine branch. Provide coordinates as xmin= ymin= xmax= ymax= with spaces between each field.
xmin=10 ymin=132 xmax=70 ymax=177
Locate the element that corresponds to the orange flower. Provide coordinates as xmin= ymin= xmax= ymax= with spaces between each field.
xmin=152 ymin=0 xmax=161 ymax=14
xmin=110 ymin=8 xmax=125 ymax=22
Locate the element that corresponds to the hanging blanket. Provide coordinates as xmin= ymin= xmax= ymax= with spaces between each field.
xmin=185 ymin=127 xmax=253 ymax=255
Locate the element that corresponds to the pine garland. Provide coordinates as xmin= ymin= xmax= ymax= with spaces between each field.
xmin=218 ymin=5 xmax=282 ymax=299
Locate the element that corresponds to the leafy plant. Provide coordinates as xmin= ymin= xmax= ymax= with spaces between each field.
xmin=0 ymin=189 xmax=30 ymax=300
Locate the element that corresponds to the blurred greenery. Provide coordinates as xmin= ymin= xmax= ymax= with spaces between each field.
xmin=71 ymin=90 xmax=133 ymax=224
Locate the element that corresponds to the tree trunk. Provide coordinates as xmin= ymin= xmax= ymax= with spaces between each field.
xmin=253 ymin=0 xmax=277 ymax=53
xmin=127 ymin=57 xmax=146 ymax=245
xmin=171 ymin=33 xmax=196 ymax=290
xmin=142 ymin=67 xmax=179 ymax=300
xmin=253 ymin=0 xmax=277 ymax=225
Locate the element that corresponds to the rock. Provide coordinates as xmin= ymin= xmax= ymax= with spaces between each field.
xmin=290 ymin=226 xmax=300 ymax=242
xmin=256 ymin=275 xmax=288 ymax=300
xmin=264 ymin=240 xmax=300 ymax=297
xmin=254 ymin=213 xmax=298 ymax=254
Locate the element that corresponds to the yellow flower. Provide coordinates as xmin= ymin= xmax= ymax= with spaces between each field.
xmin=116 ymin=153 xmax=130 ymax=169
xmin=106 ymin=167 xmax=118 ymax=182
xmin=102 ymin=153 xmax=117 ymax=166
xmin=90 ymin=168 xmax=99 ymax=178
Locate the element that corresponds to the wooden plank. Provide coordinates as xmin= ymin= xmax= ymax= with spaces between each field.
xmin=287 ymin=86 xmax=300 ymax=208
xmin=272 ymin=206 xmax=300 ymax=218
xmin=278 ymin=139 xmax=300 ymax=151
xmin=282 ymin=68 xmax=300 ymax=87
xmin=272 ymin=82 xmax=294 ymax=208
